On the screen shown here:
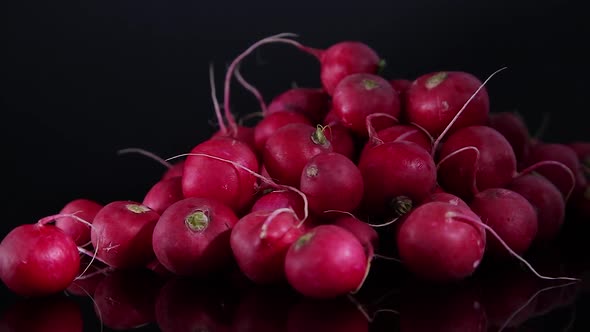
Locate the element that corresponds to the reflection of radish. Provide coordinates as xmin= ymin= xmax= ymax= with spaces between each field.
xmin=0 ymin=295 xmax=83 ymax=332
xmin=287 ymin=297 xmax=369 ymax=332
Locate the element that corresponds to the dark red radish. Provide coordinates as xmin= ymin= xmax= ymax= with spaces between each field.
xmin=396 ymin=202 xmax=486 ymax=282
xmin=421 ymin=192 xmax=469 ymax=208
xmin=332 ymin=73 xmax=400 ymax=136
xmin=266 ymin=87 xmax=331 ymax=124
xmin=0 ymin=223 xmax=80 ymax=297
xmin=142 ymin=176 xmax=184 ymax=215
xmin=437 ymin=125 xmax=517 ymax=200
xmin=568 ymin=141 xmax=590 ymax=171
xmin=55 ymin=198 xmax=103 ymax=246
xmin=230 ymin=209 xmax=304 ymax=284
xmin=358 ymin=141 xmax=437 ymax=218
xmin=487 ymin=112 xmax=531 ymax=164
xmin=284 ymin=225 xmax=368 ymax=299
xmin=331 ymin=215 xmax=379 ymax=259
xmin=90 ymin=201 xmax=160 ymax=269
xmin=523 ymin=143 xmax=587 ymax=198
xmin=233 ymin=285 xmax=298 ymax=332
xmin=254 ymin=111 xmax=312 ymax=153
xmin=300 ymin=152 xmax=364 ymax=214
xmin=182 ymin=136 xmax=259 ymax=213
xmin=322 ymin=110 xmax=357 ymax=160
xmin=405 ymin=71 xmax=490 ymax=138
xmin=389 ymin=78 xmax=411 ymax=96
xmin=162 ymin=160 xmax=185 ymax=180
xmin=469 ymin=188 xmax=538 ymax=258
xmin=263 ymin=123 xmax=333 ymax=187
xmin=506 ymin=174 xmax=565 ymax=244
xmin=93 ymin=269 xmax=163 ymax=330
xmin=0 ymin=295 xmax=83 ymax=332
xmin=287 ymin=297 xmax=369 ymax=332
xmin=360 ymin=124 xmax=433 ymax=161
xmin=152 ymin=197 xmax=238 ymax=276
xmin=251 ymin=189 xmax=306 ymax=220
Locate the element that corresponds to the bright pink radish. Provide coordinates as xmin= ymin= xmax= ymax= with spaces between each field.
xmin=396 ymin=202 xmax=486 ymax=282
xmin=406 ymin=71 xmax=490 ymax=138
xmin=182 ymin=136 xmax=259 ymax=213
xmin=523 ymin=143 xmax=587 ymax=198
xmin=152 ymin=197 xmax=238 ymax=276
xmin=0 ymin=223 xmax=80 ymax=296
xmin=331 ymin=215 xmax=379 ymax=258
xmin=263 ymin=123 xmax=333 ymax=186
xmin=142 ymin=177 xmax=184 ymax=215
xmin=322 ymin=109 xmax=357 ymax=160
xmin=332 ymin=73 xmax=400 ymax=136
xmin=506 ymin=174 xmax=565 ymax=243
xmin=284 ymin=225 xmax=368 ymax=298
xmin=360 ymin=124 xmax=433 ymax=160
xmin=300 ymin=152 xmax=364 ymax=214
xmin=230 ymin=209 xmax=303 ymax=284
xmin=358 ymin=141 xmax=437 ymax=218
xmin=469 ymin=188 xmax=538 ymax=258
xmin=251 ymin=189 xmax=306 ymax=220
xmin=90 ymin=201 xmax=160 ymax=269
xmin=487 ymin=112 xmax=531 ymax=163
xmin=266 ymin=87 xmax=331 ymax=123
xmin=254 ymin=111 xmax=312 ymax=153
xmin=55 ymin=198 xmax=103 ymax=246
xmin=0 ymin=295 xmax=83 ymax=332
xmin=162 ymin=160 xmax=185 ymax=180
xmin=421 ymin=192 xmax=469 ymax=208
xmin=437 ymin=125 xmax=517 ymax=200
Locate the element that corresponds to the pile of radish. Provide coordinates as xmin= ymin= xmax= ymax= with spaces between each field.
xmin=1 ymin=33 xmax=588 ymax=302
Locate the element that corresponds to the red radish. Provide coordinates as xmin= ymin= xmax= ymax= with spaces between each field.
xmin=287 ymin=297 xmax=369 ymax=332
xmin=284 ymin=225 xmax=368 ymax=299
xmin=254 ymin=111 xmax=312 ymax=153
xmin=332 ymin=73 xmax=400 ymax=136
xmin=331 ymin=215 xmax=379 ymax=259
xmin=405 ymin=71 xmax=490 ymax=138
xmin=568 ymin=141 xmax=590 ymax=171
xmin=182 ymin=136 xmax=259 ymax=213
xmin=251 ymin=189 xmax=306 ymax=220
xmin=230 ymin=209 xmax=304 ymax=284
xmin=0 ymin=295 xmax=83 ymax=332
xmin=0 ymin=222 xmax=80 ymax=297
xmin=263 ymin=123 xmax=333 ymax=187
xmin=360 ymin=124 xmax=433 ymax=161
xmin=437 ymin=125 xmax=517 ymax=200
xmin=396 ymin=202 xmax=486 ymax=282
xmin=152 ymin=197 xmax=238 ymax=276
xmin=506 ymin=174 xmax=565 ymax=243
xmin=55 ymin=198 xmax=103 ymax=246
xmin=90 ymin=201 xmax=160 ymax=269
xmin=213 ymin=125 xmax=257 ymax=153
xmin=469 ymin=188 xmax=538 ymax=258
xmin=142 ymin=176 xmax=184 ymax=215
xmin=300 ymin=152 xmax=364 ymax=214
xmin=358 ymin=141 xmax=437 ymax=218
xmin=389 ymin=78 xmax=411 ymax=96
xmin=322 ymin=109 xmax=357 ymax=160
xmin=93 ymin=269 xmax=162 ymax=330
xmin=266 ymin=87 xmax=331 ymax=124
xmin=421 ymin=192 xmax=469 ymax=208
xmin=523 ymin=143 xmax=587 ymax=198
xmin=162 ymin=160 xmax=185 ymax=180
xmin=487 ymin=111 xmax=531 ymax=164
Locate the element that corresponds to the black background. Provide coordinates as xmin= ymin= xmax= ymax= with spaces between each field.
xmin=0 ymin=0 xmax=589 ymax=330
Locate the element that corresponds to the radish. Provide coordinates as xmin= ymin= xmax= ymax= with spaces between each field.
xmin=322 ymin=109 xmax=357 ymax=160
xmin=152 ymin=197 xmax=238 ymax=276
xmin=251 ymin=189 xmax=306 ymax=221
xmin=162 ymin=160 xmax=185 ymax=180
xmin=284 ymin=224 xmax=368 ymax=299
xmin=182 ymin=136 xmax=259 ymax=213
xmin=0 ymin=295 xmax=83 ymax=332
xmin=93 ymin=269 xmax=162 ymax=330
xmin=469 ymin=188 xmax=538 ymax=259
xmin=360 ymin=124 xmax=433 ymax=161
xmin=0 ymin=222 xmax=80 ymax=297
xmin=230 ymin=209 xmax=303 ymax=284
xmin=389 ymin=78 xmax=411 ymax=96
xmin=142 ymin=176 xmax=184 ymax=215
xmin=330 ymin=215 xmax=379 ymax=259
xmin=262 ymin=123 xmax=333 ymax=187
xmin=396 ymin=202 xmax=486 ymax=281
xmin=254 ymin=111 xmax=312 ymax=153
xmin=487 ymin=111 xmax=531 ymax=164
xmin=266 ymin=87 xmax=331 ymax=124
xmin=55 ymin=198 xmax=103 ymax=246
xmin=421 ymin=192 xmax=469 ymax=208
xmin=287 ymin=297 xmax=369 ymax=332
xmin=568 ymin=141 xmax=590 ymax=173
xmin=506 ymin=173 xmax=565 ymax=243
xmin=437 ymin=125 xmax=517 ymax=200
xmin=332 ymin=73 xmax=400 ymax=136
xmin=358 ymin=141 xmax=437 ymax=219
xmin=213 ymin=125 xmax=257 ymax=153
xmin=300 ymin=152 xmax=364 ymax=214
xmin=90 ymin=201 xmax=160 ymax=269
xmin=405 ymin=71 xmax=490 ymax=138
